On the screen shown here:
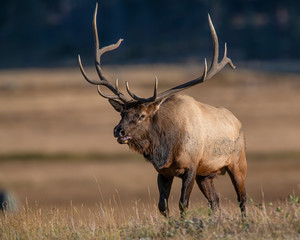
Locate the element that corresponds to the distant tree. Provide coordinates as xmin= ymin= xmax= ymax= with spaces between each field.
xmin=0 ymin=0 xmax=300 ymax=68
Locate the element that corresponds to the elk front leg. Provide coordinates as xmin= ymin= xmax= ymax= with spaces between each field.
xmin=157 ymin=174 xmax=174 ymax=217
xmin=179 ymin=167 xmax=196 ymax=216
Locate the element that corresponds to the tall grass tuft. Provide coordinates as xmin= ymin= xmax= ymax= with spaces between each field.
xmin=0 ymin=195 xmax=299 ymax=239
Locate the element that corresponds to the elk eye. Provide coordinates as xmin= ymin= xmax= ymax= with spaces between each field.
xmin=138 ymin=114 xmax=146 ymax=121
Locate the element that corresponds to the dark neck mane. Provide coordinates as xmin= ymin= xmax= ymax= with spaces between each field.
xmin=128 ymin=106 xmax=182 ymax=170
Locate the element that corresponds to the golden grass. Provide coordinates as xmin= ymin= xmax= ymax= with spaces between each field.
xmin=0 ymin=195 xmax=299 ymax=240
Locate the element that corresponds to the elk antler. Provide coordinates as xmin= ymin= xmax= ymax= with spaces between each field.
xmin=78 ymin=3 xmax=129 ymax=103
xmin=79 ymin=5 xmax=235 ymax=105
xmin=125 ymin=77 xmax=158 ymax=103
xmin=148 ymin=14 xmax=236 ymax=102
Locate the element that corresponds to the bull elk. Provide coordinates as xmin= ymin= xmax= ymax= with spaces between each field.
xmin=78 ymin=4 xmax=247 ymax=217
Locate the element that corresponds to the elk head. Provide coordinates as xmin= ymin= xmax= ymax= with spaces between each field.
xmin=109 ymin=99 xmax=163 ymax=146
xmin=78 ymin=3 xmax=235 ymax=147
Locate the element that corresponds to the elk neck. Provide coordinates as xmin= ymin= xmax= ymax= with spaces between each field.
xmin=128 ymin=96 xmax=184 ymax=170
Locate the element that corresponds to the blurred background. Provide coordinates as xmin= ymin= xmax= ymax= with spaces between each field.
xmin=1 ymin=0 xmax=300 ymax=68
xmin=0 ymin=0 xmax=299 ymax=213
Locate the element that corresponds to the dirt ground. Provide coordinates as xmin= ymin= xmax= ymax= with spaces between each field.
xmin=0 ymin=64 xmax=299 ymax=211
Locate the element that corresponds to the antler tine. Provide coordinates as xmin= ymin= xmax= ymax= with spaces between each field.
xmin=96 ymin=78 xmax=123 ymax=100
xmin=78 ymin=3 xmax=129 ymax=103
xmin=79 ymin=53 xmax=123 ymax=91
xmin=97 ymin=85 xmax=120 ymax=100
xmin=93 ymin=3 xmax=124 ymax=83
xmin=207 ymin=14 xmax=235 ymax=79
xmin=153 ymin=76 xmax=158 ymax=100
xmin=93 ymin=3 xmax=121 ymax=82
xmin=78 ymin=54 xmax=99 ymax=85
xmin=224 ymin=43 xmax=236 ymax=69
xmin=80 ymin=52 xmax=128 ymax=102
xmin=125 ymin=77 xmax=158 ymax=103
xmin=150 ymin=14 xmax=234 ymax=102
xmin=113 ymin=78 xmax=127 ymax=100
xmin=154 ymin=59 xmax=208 ymax=101
xmin=115 ymin=78 xmax=120 ymax=93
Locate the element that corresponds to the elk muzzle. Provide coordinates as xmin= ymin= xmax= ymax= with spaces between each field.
xmin=114 ymin=125 xmax=132 ymax=144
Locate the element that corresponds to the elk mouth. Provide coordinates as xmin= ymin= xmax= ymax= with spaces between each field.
xmin=117 ymin=136 xmax=132 ymax=144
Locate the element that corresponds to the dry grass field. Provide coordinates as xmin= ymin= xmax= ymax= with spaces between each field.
xmin=0 ymin=64 xmax=299 ymax=239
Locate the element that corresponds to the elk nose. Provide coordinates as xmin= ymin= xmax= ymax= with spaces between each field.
xmin=114 ymin=125 xmax=125 ymax=137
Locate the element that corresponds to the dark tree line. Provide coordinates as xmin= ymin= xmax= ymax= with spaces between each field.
xmin=0 ymin=0 xmax=299 ymax=68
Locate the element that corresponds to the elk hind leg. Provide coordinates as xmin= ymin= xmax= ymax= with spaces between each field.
xmin=196 ymin=175 xmax=219 ymax=211
xmin=227 ymin=151 xmax=247 ymax=216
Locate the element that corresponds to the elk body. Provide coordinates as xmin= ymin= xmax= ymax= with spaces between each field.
xmin=79 ymin=4 xmax=247 ymax=217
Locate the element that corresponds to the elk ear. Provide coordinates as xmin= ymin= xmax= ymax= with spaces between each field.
xmin=108 ymin=99 xmax=124 ymax=112
xmin=147 ymin=98 xmax=165 ymax=116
